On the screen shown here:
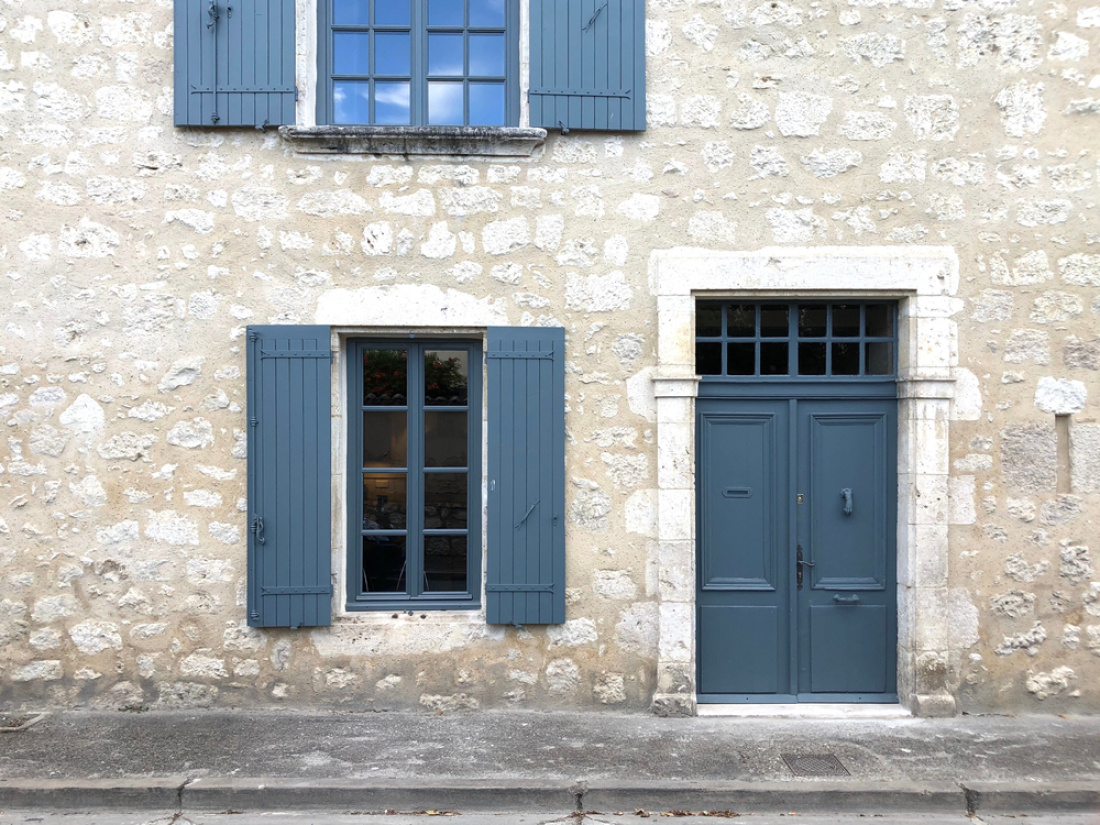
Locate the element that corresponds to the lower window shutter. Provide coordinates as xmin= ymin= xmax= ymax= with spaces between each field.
xmin=247 ymin=325 xmax=332 ymax=628
xmin=529 ymin=0 xmax=646 ymax=132
xmin=486 ymin=327 xmax=566 ymax=625
xmin=174 ymin=0 xmax=296 ymax=127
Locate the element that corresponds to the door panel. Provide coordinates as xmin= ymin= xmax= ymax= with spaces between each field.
xmin=697 ymin=394 xmax=896 ymax=702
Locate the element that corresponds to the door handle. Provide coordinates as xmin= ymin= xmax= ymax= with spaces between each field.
xmin=833 ymin=594 xmax=860 ymax=605
xmin=796 ymin=544 xmax=815 ymax=589
xmin=840 ymin=487 xmax=853 ymax=515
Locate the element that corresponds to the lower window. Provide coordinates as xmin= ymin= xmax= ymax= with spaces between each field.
xmin=347 ymin=339 xmax=482 ymax=610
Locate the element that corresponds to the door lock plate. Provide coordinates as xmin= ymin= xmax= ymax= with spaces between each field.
xmin=797 ymin=493 xmax=804 ymax=504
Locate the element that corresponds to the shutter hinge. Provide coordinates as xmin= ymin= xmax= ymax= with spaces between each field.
xmin=295 ymin=86 xmax=300 ymax=102
xmin=248 ymin=330 xmax=259 ymax=342
xmin=249 ymin=417 xmax=258 ymax=427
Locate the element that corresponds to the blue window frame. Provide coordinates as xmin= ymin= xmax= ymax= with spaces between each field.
xmin=319 ymin=0 xmax=519 ymax=126
xmin=347 ymin=339 xmax=482 ymax=610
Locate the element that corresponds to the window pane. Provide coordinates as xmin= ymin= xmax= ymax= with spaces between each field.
xmin=728 ymin=342 xmax=755 ymax=375
xmin=425 ymin=411 xmax=468 ymax=467
xmin=375 ymin=32 xmax=410 ymax=75
xmin=362 ymin=535 xmax=407 ymax=593
xmin=335 ymin=0 xmax=370 ymax=25
xmin=425 ymin=350 xmax=469 ymax=405
xmin=469 ymin=0 xmax=504 ymax=26
xmin=333 ymin=32 xmax=370 ymax=75
xmin=374 ymin=0 xmax=410 ymax=25
xmin=469 ymin=83 xmax=504 ymax=125
xmin=833 ymin=304 xmax=860 ymax=337
xmin=428 ymin=81 xmax=464 ymax=124
xmin=469 ymin=34 xmax=504 ymax=75
xmin=760 ymin=342 xmax=788 ymax=375
xmin=428 ymin=0 xmax=464 ymax=25
xmin=832 ymin=341 xmax=859 ymax=375
xmin=333 ymin=80 xmax=370 ymax=123
xmin=867 ymin=342 xmax=894 ymax=375
xmin=374 ymin=81 xmax=410 ymax=124
xmin=798 ymin=342 xmax=826 ymax=375
xmin=424 ymin=535 xmax=467 ymax=592
xmin=425 ymin=473 xmax=467 ymax=528
xmin=696 ymin=342 xmax=720 ymax=375
xmin=363 ymin=349 xmax=407 ymax=405
xmin=363 ymin=411 xmax=407 ymax=467
xmin=760 ymin=304 xmax=788 ymax=337
xmin=363 ymin=473 xmax=407 ymax=529
xmin=428 ymin=34 xmax=464 ymax=75
xmin=798 ymin=305 xmax=827 ymax=337
xmin=696 ymin=303 xmax=721 ymax=337
xmin=865 ymin=303 xmax=893 ymax=338
xmin=727 ymin=304 xmax=755 ymax=337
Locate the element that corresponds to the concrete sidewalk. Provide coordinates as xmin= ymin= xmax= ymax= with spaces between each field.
xmin=0 ymin=709 xmax=1098 ymax=815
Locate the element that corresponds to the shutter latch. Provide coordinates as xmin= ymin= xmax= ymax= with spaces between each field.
xmin=207 ymin=0 xmax=219 ymax=28
xmin=251 ymin=514 xmax=265 ymax=544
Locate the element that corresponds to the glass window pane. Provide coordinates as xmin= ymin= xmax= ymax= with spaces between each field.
xmin=469 ymin=83 xmax=504 ymax=125
xmin=428 ymin=34 xmax=464 ymax=75
xmin=425 ymin=350 xmax=469 ymax=405
xmin=363 ymin=473 xmax=407 ymax=529
xmin=428 ymin=81 xmax=464 ymax=124
xmin=374 ymin=32 xmax=410 ymax=75
xmin=760 ymin=304 xmax=788 ymax=337
xmin=428 ymin=0 xmax=464 ymax=25
xmin=867 ymin=342 xmax=894 ymax=375
xmin=424 ymin=535 xmax=467 ymax=592
xmin=363 ymin=349 xmax=407 ymax=405
xmin=798 ymin=305 xmax=827 ymax=337
xmin=333 ymin=32 xmax=370 ymax=75
xmin=374 ymin=0 xmax=410 ymax=25
xmin=469 ymin=34 xmax=504 ymax=75
xmin=833 ymin=304 xmax=860 ymax=337
xmin=760 ymin=342 xmax=788 ymax=375
xmin=374 ymin=81 xmax=410 ymax=124
xmin=362 ymin=535 xmax=407 ymax=593
xmin=832 ymin=341 xmax=859 ymax=375
xmin=425 ymin=473 xmax=467 ymax=528
xmin=728 ymin=343 xmax=755 ymax=375
xmin=696 ymin=303 xmax=721 ymax=337
xmin=727 ymin=304 xmax=755 ymax=337
xmin=363 ymin=411 xmax=407 ymax=467
xmin=334 ymin=0 xmax=369 ymax=25
xmin=696 ymin=342 xmax=721 ymax=375
xmin=333 ymin=80 xmax=370 ymax=124
xmin=469 ymin=0 xmax=505 ymax=26
xmin=798 ymin=342 xmax=826 ymax=375
xmin=865 ymin=303 xmax=893 ymax=338
xmin=425 ymin=411 xmax=468 ymax=467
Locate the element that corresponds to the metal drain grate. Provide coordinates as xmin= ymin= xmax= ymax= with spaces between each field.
xmin=781 ymin=753 xmax=850 ymax=777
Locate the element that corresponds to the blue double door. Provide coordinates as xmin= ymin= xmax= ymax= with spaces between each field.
xmin=696 ymin=392 xmax=897 ymax=702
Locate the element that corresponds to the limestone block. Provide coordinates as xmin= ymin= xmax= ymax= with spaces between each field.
xmin=13 ymin=660 xmax=62 ymax=681
xmin=69 ymin=620 xmax=123 ymax=654
xmin=546 ymin=618 xmax=598 ymax=648
xmin=614 ymin=602 xmax=658 ymax=657
xmin=775 ymin=92 xmax=832 ymax=137
xmin=1071 ymin=424 xmax=1100 ymax=492
xmin=1001 ymin=423 xmax=1057 ymax=493
xmin=1034 ymin=377 xmax=1086 ymax=414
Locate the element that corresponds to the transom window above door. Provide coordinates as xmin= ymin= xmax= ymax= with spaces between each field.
xmin=695 ymin=302 xmax=898 ymax=379
xmin=320 ymin=0 xmax=518 ymax=126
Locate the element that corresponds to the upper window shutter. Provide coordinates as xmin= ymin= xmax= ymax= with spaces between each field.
xmin=529 ymin=0 xmax=646 ymax=132
xmin=486 ymin=327 xmax=567 ymax=626
xmin=246 ymin=325 xmax=332 ymax=629
xmin=174 ymin=0 xmax=296 ymax=127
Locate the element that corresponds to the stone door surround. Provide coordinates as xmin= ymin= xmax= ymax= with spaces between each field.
xmin=650 ymin=246 xmax=960 ymax=717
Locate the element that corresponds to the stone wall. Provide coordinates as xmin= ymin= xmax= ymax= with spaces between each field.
xmin=0 ymin=0 xmax=1098 ymax=712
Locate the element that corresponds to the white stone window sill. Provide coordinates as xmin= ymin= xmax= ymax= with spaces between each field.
xmin=279 ymin=125 xmax=547 ymax=157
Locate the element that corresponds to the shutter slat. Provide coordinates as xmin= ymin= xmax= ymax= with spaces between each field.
xmin=487 ymin=327 xmax=566 ymax=626
xmin=174 ymin=0 xmax=295 ymax=126
xmin=529 ymin=0 xmax=645 ymax=132
xmin=247 ymin=326 xmax=332 ymax=629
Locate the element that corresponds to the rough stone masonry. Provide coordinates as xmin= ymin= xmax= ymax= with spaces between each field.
xmin=0 ymin=0 xmax=1098 ymax=713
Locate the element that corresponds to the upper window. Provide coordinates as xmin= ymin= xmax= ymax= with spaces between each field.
xmin=695 ymin=301 xmax=898 ymax=379
xmin=318 ymin=0 xmax=519 ymax=126
xmin=347 ymin=339 xmax=482 ymax=610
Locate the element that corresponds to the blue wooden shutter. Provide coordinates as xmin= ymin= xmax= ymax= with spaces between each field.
xmin=486 ymin=327 xmax=566 ymax=625
xmin=246 ymin=325 xmax=332 ymax=628
xmin=529 ymin=0 xmax=645 ymax=132
xmin=174 ymin=0 xmax=296 ymax=127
